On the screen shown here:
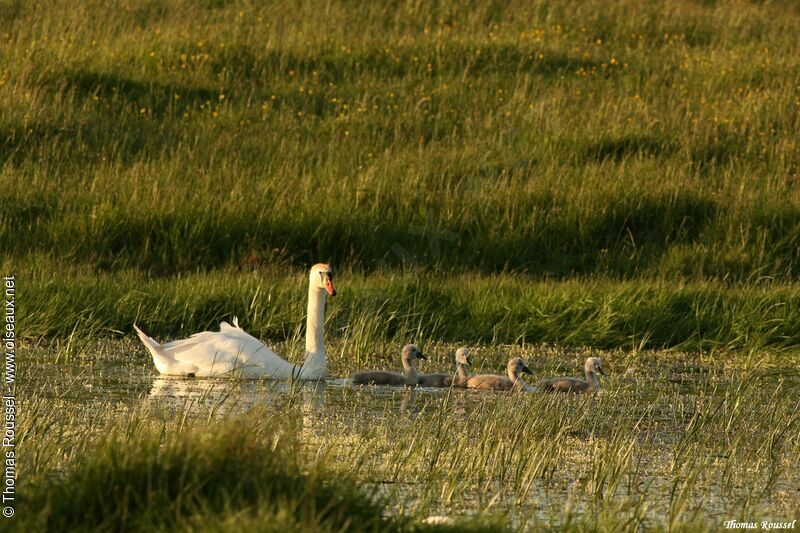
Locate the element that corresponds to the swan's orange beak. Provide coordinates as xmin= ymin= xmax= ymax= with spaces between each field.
xmin=324 ymin=277 xmax=336 ymax=296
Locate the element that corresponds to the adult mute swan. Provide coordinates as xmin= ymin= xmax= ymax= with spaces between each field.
xmin=134 ymin=264 xmax=336 ymax=380
xmin=539 ymin=357 xmax=605 ymax=393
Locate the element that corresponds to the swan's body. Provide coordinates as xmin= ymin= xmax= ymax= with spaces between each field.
xmin=134 ymin=264 xmax=336 ymax=380
xmin=467 ymin=357 xmax=532 ymax=391
xmin=540 ymin=357 xmax=605 ymax=394
xmin=418 ymin=348 xmax=471 ymax=387
xmin=351 ymin=345 xmax=426 ymax=386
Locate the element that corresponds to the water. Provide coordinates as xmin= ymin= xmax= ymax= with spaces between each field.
xmin=21 ymin=338 xmax=800 ymax=528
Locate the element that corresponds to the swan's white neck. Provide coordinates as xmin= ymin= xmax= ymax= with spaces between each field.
xmin=299 ymin=284 xmax=327 ymax=380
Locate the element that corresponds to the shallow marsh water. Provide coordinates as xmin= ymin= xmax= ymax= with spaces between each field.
xmin=20 ymin=339 xmax=800 ymax=530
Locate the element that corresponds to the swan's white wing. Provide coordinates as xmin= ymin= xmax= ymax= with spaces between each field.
xmin=160 ymin=323 xmax=298 ymax=378
xmin=219 ymin=320 xmax=238 ymax=332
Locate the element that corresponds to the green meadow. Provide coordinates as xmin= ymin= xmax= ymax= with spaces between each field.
xmin=4 ymin=0 xmax=800 ymax=530
xmin=3 ymin=0 xmax=800 ymax=348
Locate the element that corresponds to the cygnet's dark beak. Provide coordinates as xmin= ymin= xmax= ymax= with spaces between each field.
xmin=597 ymin=366 xmax=605 ymax=376
xmin=417 ymin=351 xmax=426 ymax=360
xmin=522 ymin=365 xmax=532 ymax=375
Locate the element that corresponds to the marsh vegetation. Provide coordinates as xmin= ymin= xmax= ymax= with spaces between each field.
xmin=4 ymin=0 xmax=800 ymax=529
xmin=15 ymin=340 xmax=800 ymax=531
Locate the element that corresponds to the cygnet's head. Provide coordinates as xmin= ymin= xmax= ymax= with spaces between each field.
xmin=508 ymin=357 xmax=532 ymax=377
xmin=455 ymin=347 xmax=471 ymax=366
xmin=310 ymin=263 xmax=336 ymax=296
xmin=402 ymin=344 xmax=426 ymax=363
xmin=585 ymin=357 xmax=605 ymax=375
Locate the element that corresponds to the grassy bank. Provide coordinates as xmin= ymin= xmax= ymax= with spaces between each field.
xmin=17 ymin=418 xmax=396 ymax=532
xmin=15 ymin=403 xmax=505 ymax=532
xmin=3 ymin=0 xmax=800 ymax=354
xmin=16 ymin=266 xmax=800 ymax=356
xmin=1 ymin=0 xmax=799 ymax=278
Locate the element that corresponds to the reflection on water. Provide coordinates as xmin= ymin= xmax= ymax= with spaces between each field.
xmin=147 ymin=376 xmax=327 ymax=413
xmin=147 ymin=377 xmax=332 ymax=439
xmin=400 ymin=388 xmax=416 ymax=415
xmin=144 ymin=376 xmax=457 ymax=415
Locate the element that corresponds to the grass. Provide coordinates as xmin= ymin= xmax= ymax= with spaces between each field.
xmin=16 ymin=417 xmax=396 ymax=532
xmin=13 ymin=397 xmax=506 ymax=532
xmin=1 ymin=0 xmax=800 ymax=278
xmin=3 ymin=0 xmax=800 ymax=353
xmin=18 ymin=266 xmax=800 ymax=358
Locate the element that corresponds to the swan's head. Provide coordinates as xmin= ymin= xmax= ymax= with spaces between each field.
xmin=585 ymin=357 xmax=605 ymax=376
xmin=310 ymin=263 xmax=336 ymax=296
xmin=508 ymin=357 xmax=532 ymax=377
xmin=402 ymin=344 xmax=426 ymax=363
xmin=455 ymin=347 xmax=471 ymax=366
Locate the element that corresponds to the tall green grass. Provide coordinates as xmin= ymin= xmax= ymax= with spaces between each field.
xmin=17 ymin=418 xmax=395 ymax=532
xmin=1 ymin=0 xmax=800 ymax=277
xmin=14 ymin=404 xmax=506 ymax=532
xmin=2 ymin=0 xmax=800 ymax=353
xmin=18 ymin=266 xmax=800 ymax=355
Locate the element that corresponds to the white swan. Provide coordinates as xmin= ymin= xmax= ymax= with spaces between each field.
xmin=134 ymin=263 xmax=336 ymax=380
